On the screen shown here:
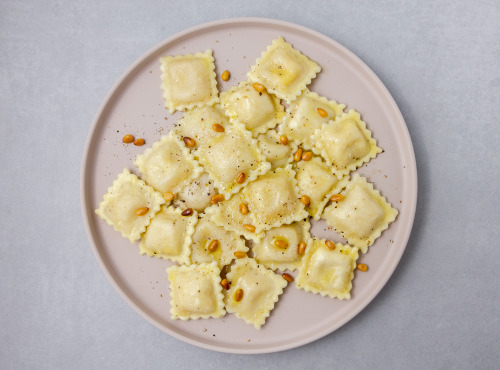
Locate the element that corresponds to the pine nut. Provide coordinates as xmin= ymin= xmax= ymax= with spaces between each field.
xmin=297 ymin=242 xmax=307 ymax=255
xmin=122 ymin=134 xmax=134 ymax=143
xmin=325 ymin=240 xmax=336 ymax=250
xmin=301 ymin=195 xmax=310 ymax=206
xmin=294 ymin=148 xmax=303 ymax=162
xmin=208 ymin=240 xmax=219 ymax=252
xmin=135 ymin=207 xmax=149 ymax=216
xmin=134 ymin=138 xmax=145 ymax=146
xmin=317 ymin=107 xmax=328 ymax=118
xmin=220 ymin=278 xmax=230 ymax=290
xmin=239 ymin=203 xmax=249 ymax=214
xmin=181 ymin=208 xmax=193 ymax=216
xmin=243 ymin=224 xmax=255 ymax=232
xmin=279 ymin=135 xmax=288 ymax=145
xmin=221 ymin=70 xmax=230 ymax=81
xmin=183 ymin=136 xmax=196 ymax=147
xmin=212 ymin=123 xmax=225 ymax=132
xmin=211 ymin=194 xmax=225 ymax=204
xmin=282 ymin=273 xmax=293 ymax=282
xmin=234 ymin=251 xmax=247 ymax=258
xmin=357 ymin=263 xmax=368 ymax=272
xmin=330 ymin=194 xmax=344 ymax=202
xmin=302 ymin=151 xmax=313 ymax=161
xmin=274 ymin=239 xmax=288 ymax=249
xmin=236 ymin=173 xmax=246 ymax=184
xmin=234 ymin=288 xmax=244 ymax=302
xmin=163 ymin=192 xmax=174 ymax=202
xmin=252 ymin=82 xmax=266 ymax=93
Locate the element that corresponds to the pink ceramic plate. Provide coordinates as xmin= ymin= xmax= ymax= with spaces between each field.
xmin=81 ymin=18 xmax=417 ymax=354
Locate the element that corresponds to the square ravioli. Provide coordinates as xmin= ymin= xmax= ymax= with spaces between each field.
xmin=167 ymin=262 xmax=225 ymax=320
xmin=160 ymin=50 xmax=219 ymax=113
xmin=247 ymin=37 xmax=321 ymax=103
xmin=171 ymin=104 xmax=230 ymax=150
xmin=256 ymin=129 xmax=298 ymax=170
xmin=140 ymin=205 xmax=197 ymax=264
xmin=196 ymin=126 xmax=271 ymax=198
xmin=224 ymin=258 xmax=287 ymax=329
xmin=242 ymin=165 xmax=308 ymax=232
xmin=296 ymin=239 xmax=359 ymax=300
xmin=279 ymin=90 xmax=345 ymax=150
xmin=174 ymin=172 xmax=218 ymax=212
xmin=220 ymin=80 xmax=285 ymax=136
xmin=135 ymin=133 xmax=203 ymax=195
xmin=311 ymin=109 xmax=381 ymax=177
xmin=95 ymin=169 xmax=165 ymax=242
xmin=322 ymin=174 xmax=398 ymax=253
xmin=253 ymin=220 xmax=311 ymax=272
xmin=294 ymin=156 xmax=349 ymax=220
xmin=190 ymin=213 xmax=248 ymax=268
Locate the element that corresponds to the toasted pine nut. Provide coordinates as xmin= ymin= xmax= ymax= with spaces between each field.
xmin=252 ymin=82 xmax=266 ymax=93
xmin=212 ymin=123 xmax=225 ymax=132
xmin=330 ymin=194 xmax=344 ymax=202
xmin=211 ymin=194 xmax=225 ymax=204
xmin=282 ymin=273 xmax=293 ymax=282
xmin=279 ymin=135 xmax=288 ymax=145
xmin=357 ymin=263 xmax=368 ymax=272
xmin=297 ymin=242 xmax=307 ymax=255
xmin=122 ymin=134 xmax=134 ymax=143
xmin=236 ymin=173 xmax=246 ymax=184
xmin=220 ymin=278 xmax=230 ymax=290
xmin=234 ymin=288 xmax=244 ymax=302
xmin=234 ymin=251 xmax=246 ymax=258
xmin=302 ymin=151 xmax=313 ymax=161
xmin=221 ymin=70 xmax=230 ymax=81
xmin=300 ymin=195 xmax=310 ymax=206
xmin=294 ymin=148 xmax=303 ymax=162
xmin=208 ymin=240 xmax=219 ymax=252
xmin=317 ymin=107 xmax=328 ymax=118
xmin=325 ymin=240 xmax=336 ymax=250
xmin=243 ymin=224 xmax=255 ymax=233
xmin=183 ymin=136 xmax=196 ymax=147
xmin=134 ymin=138 xmax=145 ymax=146
xmin=274 ymin=239 xmax=288 ymax=249
xmin=135 ymin=207 xmax=149 ymax=216
xmin=181 ymin=208 xmax=193 ymax=216
xmin=163 ymin=192 xmax=174 ymax=202
xmin=239 ymin=203 xmax=249 ymax=214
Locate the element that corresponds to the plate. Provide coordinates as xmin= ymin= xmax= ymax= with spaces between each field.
xmin=81 ymin=18 xmax=417 ymax=354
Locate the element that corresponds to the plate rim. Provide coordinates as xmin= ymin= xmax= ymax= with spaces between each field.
xmin=80 ymin=16 xmax=418 ymax=354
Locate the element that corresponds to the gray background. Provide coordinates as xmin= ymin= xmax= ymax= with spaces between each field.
xmin=1 ymin=1 xmax=499 ymax=369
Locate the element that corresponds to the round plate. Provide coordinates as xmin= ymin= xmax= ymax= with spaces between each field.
xmin=81 ymin=18 xmax=417 ymax=354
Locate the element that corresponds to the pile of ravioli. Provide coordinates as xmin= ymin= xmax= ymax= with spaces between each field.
xmin=96 ymin=37 xmax=398 ymax=329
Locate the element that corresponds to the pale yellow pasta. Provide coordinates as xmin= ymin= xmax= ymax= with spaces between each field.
xmin=95 ymin=169 xmax=165 ymax=242
xmin=174 ymin=172 xmax=218 ymax=212
xmin=224 ymin=258 xmax=287 ymax=329
xmin=196 ymin=126 xmax=271 ymax=198
xmin=171 ymin=104 xmax=230 ymax=150
xmin=167 ymin=262 xmax=225 ymax=320
xmin=294 ymin=156 xmax=349 ymax=220
xmin=280 ymin=90 xmax=345 ymax=150
xmin=312 ymin=110 xmax=382 ymax=177
xmin=220 ymin=80 xmax=285 ymax=136
xmin=243 ymin=165 xmax=308 ymax=232
xmin=322 ymin=174 xmax=398 ymax=253
xmin=139 ymin=205 xmax=197 ymax=265
xmin=252 ymin=220 xmax=311 ymax=271
xmin=134 ymin=133 xmax=203 ymax=195
xmin=160 ymin=50 xmax=219 ymax=113
xmin=256 ymin=129 xmax=298 ymax=170
xmin=296 ymin=239 xmax=358 ymax=299
xmin=190 ymin=214 xmax=248 ymax=268
xmin=247 ymin=37 xmax=321 ymax=103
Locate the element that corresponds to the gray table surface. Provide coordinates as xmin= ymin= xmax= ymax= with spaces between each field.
xmin=1 ymin=1 xmax=499 ymax=369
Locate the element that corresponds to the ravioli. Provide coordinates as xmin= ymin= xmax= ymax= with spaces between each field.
xmin=174 ymin=172 xmax=218 ymax=212
xmin=280 ymin=90 xmax=345 ymax=150
xmin=190 ymin=214 xmax=248 ymax=268
xmin=296 ymin=239 xmax=359 ymax=299
xmin=224 ymin=258 xmax=287 ymax=329
xmin=252 ymin=220 xmax=311 ymax=271
xmin=256 ymin=129 xmax=297 ymax=170
xmin=220 ymin=80 xmax=285 ymax=136
xmin=196 ymin=126 xmax=271 ymax=198
xmin=312 ymin=110 xmax=381 ymax=177
xmin=160 ymin=50 xmax=219 ymax=113
xmin=167 ymin=262 xmax=225 ymax=320
xmin=294 ymin=156 xmax=349 ymax=220
xmin=95 ymin=169 xmax=165 ymax=242
xmin=139 ymin=205 xmax=197 ymax=265
xmin=322 ymin=174 xmax=398 ymax=253
xmin=247 ymin=37 xmax=321 ymax=103
xmin=135 ymin=133 xmax=203 ymax=195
